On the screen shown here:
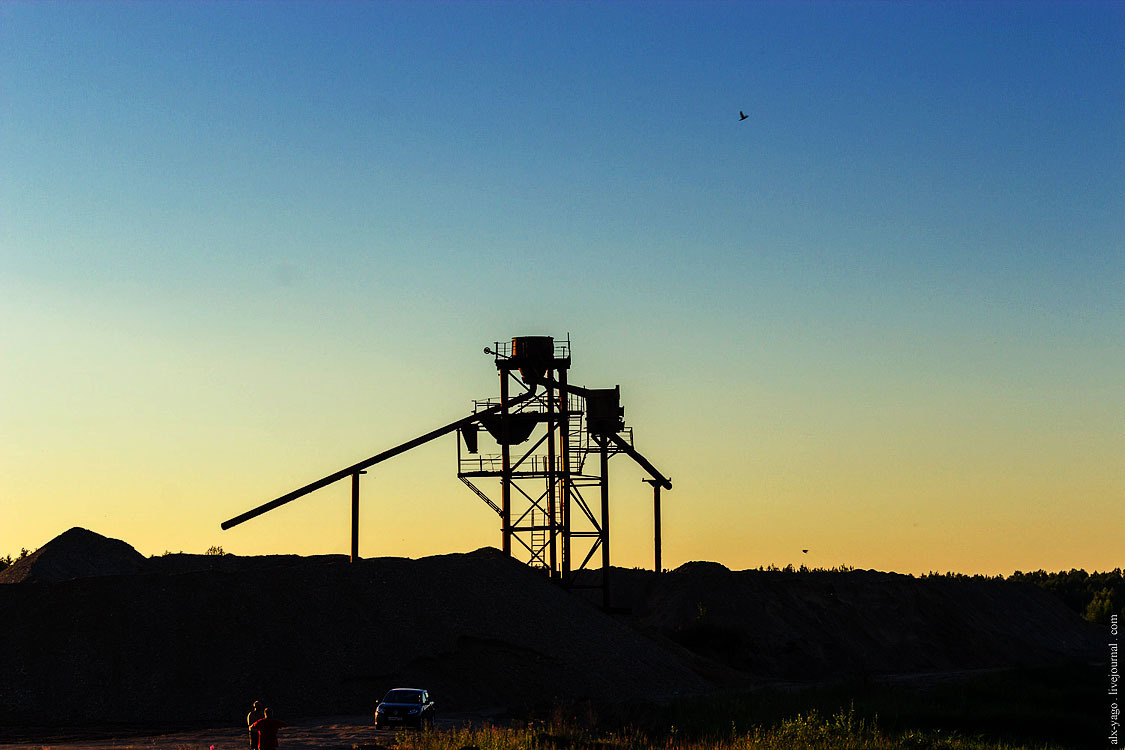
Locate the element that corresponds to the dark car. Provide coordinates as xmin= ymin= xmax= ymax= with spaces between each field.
xmin=374 ymin=687 xmax=435 ymax=729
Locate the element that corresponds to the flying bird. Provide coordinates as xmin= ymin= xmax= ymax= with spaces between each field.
xmin=739 ymin=111 xmax=749 ymax=121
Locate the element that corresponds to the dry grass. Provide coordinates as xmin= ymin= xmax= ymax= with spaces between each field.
xmin=385 ymin=708 xmax=1062 ymax=750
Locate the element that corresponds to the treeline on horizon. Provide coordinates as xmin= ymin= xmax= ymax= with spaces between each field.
xmin=3 ymin=547 xmax=1121 ymax=626
xmin=1007 ymin=568 xmax=1122 ymax=625
xmin=746 ymin=563 xmax=1123 ymax=626
xmin=913 ymin=568 xmax=1121 ymax=625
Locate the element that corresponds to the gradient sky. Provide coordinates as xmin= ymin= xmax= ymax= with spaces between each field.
xmin=2 ymin=1 xmax=1122 ymax=575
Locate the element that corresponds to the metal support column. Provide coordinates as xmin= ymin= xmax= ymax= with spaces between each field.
xmin=500 ymin=370 xmax=512 ymax=556
xmin=546 ymin=377 xmax=558 ymax=579
xmin=600 ymin=435 xmax=611 ymax=610
xmin=644 ymin=478 xmax=662 ymax=573
xmin=559 ymin=367 xmax=571 ymax=581
xmin=350 ymin=471 xmax=365 ymax=563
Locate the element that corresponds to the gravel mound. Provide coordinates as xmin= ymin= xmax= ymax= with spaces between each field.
xmin=602 ymin=563 xmax=1102 ymax=680
xmin=0 ymin=528 xmax=1103 ymax=729
xmin=0 ymin=527 xmax=147 ymax=584
xmin=0 ymin=533 xmax=711 ymax=727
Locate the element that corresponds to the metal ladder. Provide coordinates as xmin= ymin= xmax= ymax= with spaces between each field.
xmin=567 ymin=395 xmax=587 ymax=474
xmin=529 ymin=505 xmax=546 ymax=567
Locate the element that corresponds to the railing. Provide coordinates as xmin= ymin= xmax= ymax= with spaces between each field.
xmin=490 ymin=338 xmax=571 ymax=362
xmin=458 ymin=453 xmax=564 ymax=475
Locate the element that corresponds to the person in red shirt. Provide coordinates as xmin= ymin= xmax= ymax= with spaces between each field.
xmin=249 ymin=708 xmax=288 ymax=750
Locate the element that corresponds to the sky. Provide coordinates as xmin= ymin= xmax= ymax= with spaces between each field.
xmin=2 ymin=1 xmax=1122 ymax=575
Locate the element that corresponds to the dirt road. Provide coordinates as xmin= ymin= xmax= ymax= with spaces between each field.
xmin=0 ymin=713 xmax=467 ymax=750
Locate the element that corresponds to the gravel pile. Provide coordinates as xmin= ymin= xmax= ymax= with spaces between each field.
xmin=0 ymin=528 xmax=147 ymax=584
xmin=1 ymin=528 xmax=1103 ymax=730
xmin=0 ymin=529 xmax=711 ymax=726
xmin=599 ymin=561 xmax=1102 ymax=680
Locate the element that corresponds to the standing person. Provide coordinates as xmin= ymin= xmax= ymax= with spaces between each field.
xmin=247 ymin=700 xmax=266 ymax=748
xmin=250 ymin=708 xmax=289 ymax=750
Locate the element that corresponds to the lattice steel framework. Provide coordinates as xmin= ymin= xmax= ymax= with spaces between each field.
xmin=456 ymin=336 xmax=669 ymax=606
xmin=221 ymin=334 xmax=670 ymax=608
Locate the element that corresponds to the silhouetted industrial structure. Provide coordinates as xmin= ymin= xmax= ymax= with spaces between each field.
xmin=221 ymin=335 xmax=671 ymax=605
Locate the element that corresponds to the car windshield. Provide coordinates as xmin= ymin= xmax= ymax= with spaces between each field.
xmin=383 ymin=690 xmax=422 ymax=704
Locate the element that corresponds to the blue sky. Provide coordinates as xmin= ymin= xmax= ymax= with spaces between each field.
xmin=2 ymin=1 xmax=1122 ymax=573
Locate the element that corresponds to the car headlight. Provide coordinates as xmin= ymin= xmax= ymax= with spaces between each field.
xmin=376 ymin=705 xmax=385 ymax=714
xmin=408 ymin=707 xmax=420 ymax=715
